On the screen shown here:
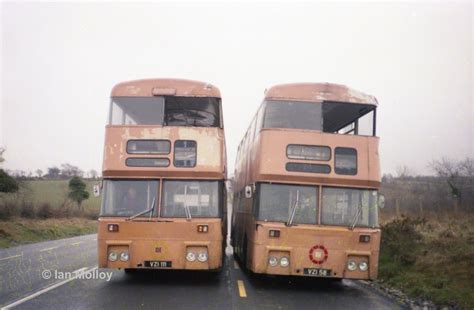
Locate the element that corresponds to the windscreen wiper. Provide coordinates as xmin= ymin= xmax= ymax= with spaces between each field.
xmin=349 ymin=196 xmax=363 ymax=230
xmin=126 ymin=197 xmax=156 ymax=221
xmin=286 ymin=190 xmax=300 ymax=227
xmin=183 ymin=185 xmax=192 ymax=221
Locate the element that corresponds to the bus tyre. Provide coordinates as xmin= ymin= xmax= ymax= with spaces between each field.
xmin=242 ymin=236 xmax=248 ymax=271
xmin=328 ymin=278 xmax=343 ymax=284
xmin=124 ymin=268 xmax=137 ymax=274
xmin=230 ymin=229 xmax=234 ymax=247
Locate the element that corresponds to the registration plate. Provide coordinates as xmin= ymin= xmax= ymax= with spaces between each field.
xmin=303 ymin=268 xmax=331 ymax=276
xmin=144 ymin=261 xmax=172 ymax=268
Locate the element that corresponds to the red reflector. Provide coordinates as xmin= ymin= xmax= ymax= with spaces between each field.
xmin=197 ymin=225 xmax=208 ymax=233
xmin=359 ymin=235 xmax=370 ymax=243
xmin=108 ymin=224 xmax=119 ymax=232
xmin=269 ymin=230 xmax=280 ymax=238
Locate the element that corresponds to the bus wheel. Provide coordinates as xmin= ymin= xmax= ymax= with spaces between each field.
xmin=124 ymin=268 xmax=137 ymax=274
xmin=242 ymin=236 xmax=248 ymax=271
xmin=222 ymin=239 xmax=226 ymax=267
xmin=327 ymin=278 xmax=343 ymax=284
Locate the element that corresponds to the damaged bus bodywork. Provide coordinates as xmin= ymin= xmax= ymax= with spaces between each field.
xmin=231 ymin=83 xmax=382 ymax=280
xmin=98 ymin=79 xmax=227 ymax=272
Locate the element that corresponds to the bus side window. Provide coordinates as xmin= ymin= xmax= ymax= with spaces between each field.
xmin=235 ymin=192 xmax=241 ymax=212
xmin=254 ymin=104 xmax=264 ymax=138
xmin=239 ymin=190 xmax=245 ymax=211
xmin=252 ymin=184 xmax=259 ymax=218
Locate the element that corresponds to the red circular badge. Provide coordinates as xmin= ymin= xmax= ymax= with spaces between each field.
xmin=309 ymin=245 xmax=328 ymax=264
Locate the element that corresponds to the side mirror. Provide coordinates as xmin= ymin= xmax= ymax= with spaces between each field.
xmin=93 ymin=183 xmax=101 ymax=197
xmin=245 ymin=185 xmax=252 ymax=198
xmin=378 ymin=194 xmax=385 ymax=209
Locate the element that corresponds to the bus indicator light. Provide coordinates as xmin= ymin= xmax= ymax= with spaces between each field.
xmin=359 ymin=235 xmax=370 ymax=243
xmin=269 ymin=230 xmax=280 ymax=238
xmin=197 ymin=225 xmax=209 ymax=233
xmin=108 ymin=224 xmax=119 ymax=232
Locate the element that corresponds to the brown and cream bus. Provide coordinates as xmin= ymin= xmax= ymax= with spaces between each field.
xmin=231 ymin=83 xmax=382 ymax=280
xmin=97 ymin=78 xmax=227 ymax=272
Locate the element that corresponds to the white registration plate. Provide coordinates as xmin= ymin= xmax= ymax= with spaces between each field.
xmin=303 ymin=268 xmax=331 ymax=276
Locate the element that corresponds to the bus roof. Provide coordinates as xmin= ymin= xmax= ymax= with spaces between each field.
xmin=111 ymin=78 xmax=221 ymax=98
xmin=264 ymin=83 xmax=378 ymax=105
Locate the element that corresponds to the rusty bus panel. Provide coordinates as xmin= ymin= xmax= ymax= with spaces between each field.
xmin=98 ymin=78 xmax=227 ymax=273
xmin=232 ymin=82 xmax=381 ymax=280
xmin=103 ymin=126 xmax=225 ymax=178
xmin=237 ymin=130 xmax=380 ymax=190
xmin=97 ymin=218 xmax=224 ymax=270
xmin=111 ymin=78 xmax=220 ymax=98
xmin=264 ymin=82 xmax=378 ymax=105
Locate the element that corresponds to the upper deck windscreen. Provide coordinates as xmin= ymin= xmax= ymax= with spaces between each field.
xmin=110 ymin=96 xmax=221 ymax=127
xmin=262 ymin=100 xmax=376 ymax=136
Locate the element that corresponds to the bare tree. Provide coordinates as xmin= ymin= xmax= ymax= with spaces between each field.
xmin=395 ymin=165 xmax=414 ymax=179
xmin=36 ymin=169 xmax=43 ymax=178
xmin=0 ymin=147 xmax=5 ymax=167
xmin=430 ymin=157 xmax=474 ymax=212
xmin=60 ymin=163 xmax=83 ymax=178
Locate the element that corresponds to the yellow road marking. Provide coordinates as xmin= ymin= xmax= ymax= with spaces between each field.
xmin=39 ymin=246 xmax=58 ymax=252
xmin=0 ymin=254 xmax=23 ymax=261
xmin=71 ymin=242 xmax=83 ymax=246
xmin=233 ymin=261 xmax=239 ymax=269
xmin=237 ymin=280 xmax=247 ymax=298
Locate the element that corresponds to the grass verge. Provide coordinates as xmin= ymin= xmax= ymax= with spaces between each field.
xmin=0 ymin=218 xmax=97 ymax=248
xmin=379 ymin=214 xmax=474 ymax=309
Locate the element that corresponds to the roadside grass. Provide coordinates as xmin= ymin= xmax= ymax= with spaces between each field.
xmin=379 ymin=214 xmax=474 ymax=309
xmin=0 ymin=217 xmax=97 ymax=248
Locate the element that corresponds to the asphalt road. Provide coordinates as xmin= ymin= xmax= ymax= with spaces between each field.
xmin=0 ymin=235 xmax=404 ymax=310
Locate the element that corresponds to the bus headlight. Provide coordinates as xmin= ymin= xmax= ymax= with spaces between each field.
xmin=197 ymin=252 xmax=208 ymax=262
xmin=108 ymin=251 xmax=118 ymax=262
xmin=359 ymin=261 xmax=368 ymax=271
xmin=347 ymin=261 xmax=357 ymax=271
xmin=280 ymin=256 xmax=290 ymax=267
xmin=120 ymin=251 xmax=129 ymax=262
xmin=186 ymin=252 xmax=196 ymax=262
xmin=268 ymin=256 xmax=278 ymax=267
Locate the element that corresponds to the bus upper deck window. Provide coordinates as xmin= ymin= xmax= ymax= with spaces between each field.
xmin=164 ymin=97 xmax=221 ymax=127
xmin=262 ymin=101 xmax=323 ymax=130
xmin=110 ymin=97 xmax=164 ymax=125
xmin=322 ymin=102 xmax=376 ymax=136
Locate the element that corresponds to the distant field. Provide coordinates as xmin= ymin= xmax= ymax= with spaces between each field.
xmin=16 ymin=179 xmax=101 ymax=212
xmin=0 ymin=179 xmax=100 ymax=247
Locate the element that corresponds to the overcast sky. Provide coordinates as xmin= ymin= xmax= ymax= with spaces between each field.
xmin=1 ymin=1 xmax=473 ymax=176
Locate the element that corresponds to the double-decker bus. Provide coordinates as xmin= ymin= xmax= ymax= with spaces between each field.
xmin=97 ymin=78 xmax=227 ymax=273
xmin=231 ymin=83 xmax=382 ymax=280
